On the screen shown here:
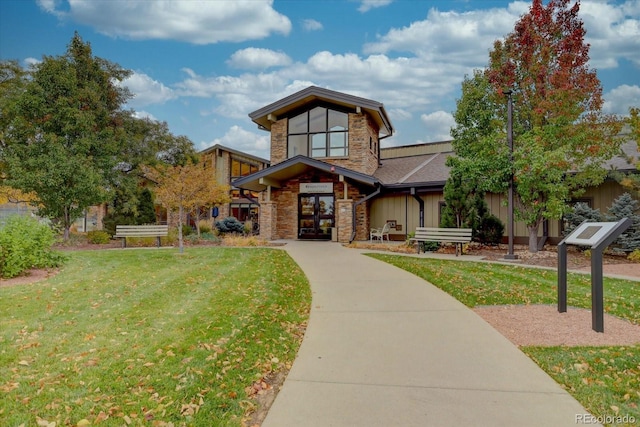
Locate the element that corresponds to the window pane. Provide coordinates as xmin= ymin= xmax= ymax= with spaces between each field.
xmin=329 ymin=132 xmax=346 ymax=148
xmin=309 ymin=107 xmax=326 ymax=133
xmin=231 ymin=159 xmax=241 ymax=178
xmin=289 ymin=112 xmax=307 ymax=134
xmin=311 ymin=133 xmax=326 ymax=149
xmin=311 ymin=134 xmax=326 ymax=157
xmin=328 ymin=110 xmax=348 ymax=131
xmin=288 ymin=134 xmax=308 ymax=157
xmin=241 ymin=162 xmax=250 ymax=176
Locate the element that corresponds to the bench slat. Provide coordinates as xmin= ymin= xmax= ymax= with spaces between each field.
xmin=114 ymin=225 xmax=169 ymax=247
xmin=410 ymin=227 xmax=472 ymax=256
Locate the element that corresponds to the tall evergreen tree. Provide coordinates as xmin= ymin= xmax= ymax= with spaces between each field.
xmin=606 ymin=193 xmax=640 ymax=252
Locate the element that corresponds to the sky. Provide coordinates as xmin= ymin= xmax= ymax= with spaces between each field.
xmin=1 ymin=0 xmax=639 ymax=160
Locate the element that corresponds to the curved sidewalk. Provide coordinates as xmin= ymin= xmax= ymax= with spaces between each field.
xmin=262 ymin=240 xmax=596 ymax=427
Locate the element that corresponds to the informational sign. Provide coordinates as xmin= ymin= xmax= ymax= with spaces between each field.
xmin=300 ymin=183 xmax=333 ymax=193
xmin=564 ymin=222 xmax=622 ymax=247
xmin=558 ymin=218 xmax=632 ymax=333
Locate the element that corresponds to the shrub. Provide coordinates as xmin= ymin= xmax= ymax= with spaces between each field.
xmin=198 ymin=219 xmax=212 ymax=234
xmin=0 ymin=215 xmax=66 ymax=278
xmin=474 ymin=214 xmax=504 ymax=245
xmin=87 ymin=230 xmax=111 ymax=244
xmin=628 ymin=249 xmax=640 ymax=263
xmin=181 ymin=223 xmax=193 ymax=236
xmin=215 ymin=217 xmax=245 ymax=234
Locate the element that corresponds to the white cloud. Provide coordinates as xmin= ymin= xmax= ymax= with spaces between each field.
xmin=579 ymin=0 xmax=640 ymax=68
xmin=227 ymin=48 xmax=292 ymax=70
xmin=603 ymin=84 xmax=640 ymax=115
xmin=420 ymin=111 xmax=455 ymax=142
xmin=132 ymin=110 xmax=158 ymax=121
xmin=363 ymin=6 xmax=519 ymax=66
xmin=202 ymin=125 xmax=270 ymax=159
xmin=24 ymin=57 xmax=41 ymax=67
xmin=357 ymin=0 xmax=394 ymax=13
xmin=121 ymin=72 xmax=176 ymax=107
xmin=302 ymin=19 xmax=323 ymax=31
xmin=38 ymin=0 xmax=291 ymax=44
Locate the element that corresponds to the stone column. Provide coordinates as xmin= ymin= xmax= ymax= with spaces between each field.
xmin=336 ymin=199 xmax=353 ymax=243
xmin=260 ymin=201 xmax=277 ymax=240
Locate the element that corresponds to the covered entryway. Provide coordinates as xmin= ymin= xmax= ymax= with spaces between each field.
xmin=298 ymin=194 xmax=334 ymax=240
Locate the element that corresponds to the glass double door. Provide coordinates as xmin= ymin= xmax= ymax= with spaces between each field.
xmin=298 ymin=194 xmax=335 ymax=240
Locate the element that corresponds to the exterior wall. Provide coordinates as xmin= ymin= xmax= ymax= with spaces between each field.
xmin=269 ymin=112 xmax=379 ymax=175
xmin=328 ymin=114 xmax=379 ymax=175
xmin=369 ymin=193 xmax=445 ymax=241
xmin=201 ymin=146 xmax=268 ymax=222
xmin=265 ymin=170 xmax=372 ymax=241
xmin=381 ymin=141 xmax=453 ymax=159
xmin=270 ymin=119 xmax=288 ymax=165
xmin=369 ymin=178 xmax=630 ymax=244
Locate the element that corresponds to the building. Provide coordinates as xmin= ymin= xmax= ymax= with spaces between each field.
xmin=230 ymin=85 xmax=638 ymax=245
xmin=199 ymin=144 xmax=270 ymax=229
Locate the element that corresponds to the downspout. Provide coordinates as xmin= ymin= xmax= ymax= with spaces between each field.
xmin=239 ymin=189 xmax=261 ymax=206
xmin=378 ymin=134 xmax=391 ymax=166
xmin=350 ymin=185 xmax=382 ymax=243
xmin=410 ymin=187 xmax=424 ymax=227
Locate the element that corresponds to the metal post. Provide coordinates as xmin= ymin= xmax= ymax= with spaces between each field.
xmin=557 ymin=241 xmax=567 ymax=313
xmin=504 ymin=89 xmax=518 ymax=260
xmin=591 ymin=248 xmax=604 ymax=332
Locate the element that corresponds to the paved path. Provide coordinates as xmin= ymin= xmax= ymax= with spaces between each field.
xmin=262 ymin=240 xmax=596 ymax=427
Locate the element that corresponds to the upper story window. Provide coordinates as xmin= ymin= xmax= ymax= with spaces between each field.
xmin=231 ymin=158 xmax=259 ymax=183
xmin=288 ymin=106 xmax=348 ymax=159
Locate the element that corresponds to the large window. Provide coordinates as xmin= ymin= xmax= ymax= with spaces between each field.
xmin=288 ymin=106 xmax=348 ymax=158
xmin=230 ymin=158 xmax=259 ymax=200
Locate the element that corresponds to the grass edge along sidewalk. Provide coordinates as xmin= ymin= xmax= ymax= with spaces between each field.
xmin=367 ymin=253 xmax=639 ymax=427
xmin=0 ymin=247 xmax=311 ymax=426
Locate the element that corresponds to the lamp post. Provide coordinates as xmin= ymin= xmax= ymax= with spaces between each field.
xmin=504 ymin=89 xmax=518 ymax=260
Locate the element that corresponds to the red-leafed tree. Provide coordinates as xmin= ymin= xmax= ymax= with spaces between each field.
xmin=451 ymin=0 xmax=622 ymax=252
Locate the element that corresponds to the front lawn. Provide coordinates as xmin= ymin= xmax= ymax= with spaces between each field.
xmin=0 ymin=247 xmax=311 ymax=426
xmin=368 ymin=254 xmax=639 ymax=426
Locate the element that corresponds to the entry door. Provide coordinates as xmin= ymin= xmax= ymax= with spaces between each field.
xmin=298 ymin=194 xmax=335 ymax=240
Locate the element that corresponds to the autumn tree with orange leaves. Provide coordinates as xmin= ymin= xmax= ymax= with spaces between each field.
xmin=450 ymin=0 xmax=622 ymax=252
xmin=144 ymin=157 xmax=229 ymax=253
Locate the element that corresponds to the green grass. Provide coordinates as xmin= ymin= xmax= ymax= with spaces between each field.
xmin=367 ymin=253 xmax=639 ymax=426
xmin=0 ymin=247 xmax=311 ymax=426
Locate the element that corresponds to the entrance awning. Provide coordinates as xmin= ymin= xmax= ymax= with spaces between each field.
xmin=233 ymin=155 xmax=379 ymax=192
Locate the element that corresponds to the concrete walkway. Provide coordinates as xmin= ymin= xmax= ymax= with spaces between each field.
xmin=262 ymin=240 xmax=596 ymax=427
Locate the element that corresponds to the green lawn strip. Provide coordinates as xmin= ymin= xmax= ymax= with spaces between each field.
xmin=0 ymin=247 xmax=311 ymax=426
xmin=523 ymin=346 xmax=640 ymax=426
xmin=366 ymin=253 xmax=639 ymax=323
xmin=367 ymin=253 xmax=640 ymax=425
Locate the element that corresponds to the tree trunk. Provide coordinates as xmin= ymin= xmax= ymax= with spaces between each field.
xmin=178 ymin=205 xmax=184 ymax=254
xmin=527 ymin=224 xmax=539 ymax=253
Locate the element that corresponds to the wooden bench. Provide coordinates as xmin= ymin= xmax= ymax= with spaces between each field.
xmin=114 ymin=225 xmax=169 ymax=248
xmin=409 ymin=227 xmax=473 ymax=256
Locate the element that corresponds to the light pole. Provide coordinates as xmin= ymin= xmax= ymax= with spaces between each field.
xmin=504 ymin=89 xmax=518 ymax=260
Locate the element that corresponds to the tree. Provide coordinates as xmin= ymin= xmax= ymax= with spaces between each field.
xmin=144 ymin=157 xmax=230 ymax=253
xmin=606 ymin=193 xmax=640 ymax=252
xmin=441 ymin=169 xmax=480 ymax=229
xmin=1 ymin=33 xmax=132 ymax=239
xmin=451 ymin=0 xmax=622 ymax=252
xmin=103 ymin=117 xmax=197 ymax=231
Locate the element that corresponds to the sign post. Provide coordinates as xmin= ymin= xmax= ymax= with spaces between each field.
xmin=557 ymin=218 xmax=631 ymax=332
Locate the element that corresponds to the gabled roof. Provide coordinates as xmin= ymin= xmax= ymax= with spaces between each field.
xmin=374 ymin=152 xmax=452 ymax=190
xmin=233 ymin=155 xmax=379 ymax=192
xmin=249 ymin=86 xmax=393 ymax=136
xmin=199 ymin=143 xmax=270 ymax=165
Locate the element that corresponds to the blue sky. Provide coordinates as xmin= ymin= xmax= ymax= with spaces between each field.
xmin=1 ymin=0 xmax=639 ymax=160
